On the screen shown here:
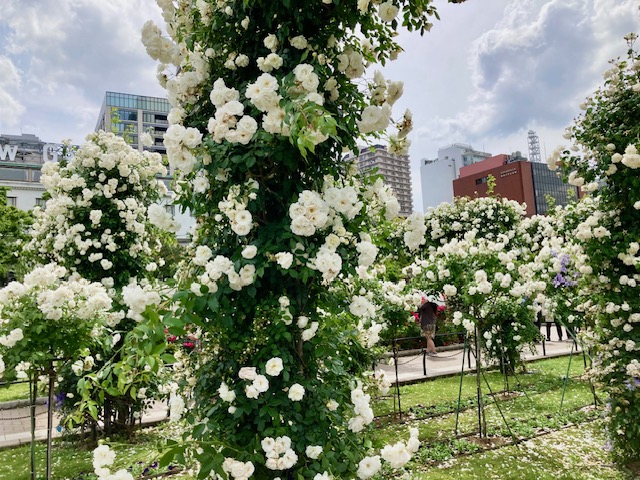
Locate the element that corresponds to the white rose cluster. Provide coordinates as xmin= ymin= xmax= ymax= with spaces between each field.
xmin=148 ymin=203 xmax=181 ymax=233
xmin=164 ymin=123 xmax=204 ymax=174
xmin=621 ymin=144 xmax=640 ymax=169
xmin=194 ymin=252 xmax=256 ymax=293
xmin=218 ymin=180 xmax=258 ymax=236
xmin=403 ymin=212 xmax=427 ymax=251
xmin=141 ymin=20 xmax=179 ymax=65
xmin=92 ymin=444 xmax=134 ymax=480
xmin=380 ymin=427 xmax=419 ymax=468
xmin=121 ymin=281 xmax=162 ymax=322
xmin=347 ymin=385 xmax=374 ymax=433
xmin=0 ymin=328 xmax=24 ymax=349
xmin=208 ymin=78 xmax=258 ymax=145
xmin=222 ymin=458 xmax=255 ymax=480
xmin=0 ymin=264 xmax=113 ymax=369
xmin=29 ymin=131 xmax=171 ymax=277
xmin=239 ymin=366 xmax=270 ymax=399
xmin=286 ymin=176 xmax=395 ymax=284
xmin=261 ymin=435 xmax=298 ymax=471
xmin=289 ymin=190 xmax=331 ymax=236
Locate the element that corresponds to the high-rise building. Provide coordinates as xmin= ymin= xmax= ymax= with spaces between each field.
xmin=420 ymin=143 xmax=492 ymax=211
xmin=95 ymin=91 xmax=170 ymax=156
xmin=453 ymin=154 xmax=578 ymax=216
xmin=94 ymin=91 xmax=195 ymax=240
xmin=350 ymin=144 xmax=413 ymax=216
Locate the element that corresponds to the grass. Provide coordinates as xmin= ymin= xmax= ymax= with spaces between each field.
xmin=409 ymin=420 xmax=635 ymax=480
xmin=0 ymin=425 xmax=194 ymax=480
xmin=371 ymin=356 xmax=598 ymax=447
xmin=0 ymin=356 xmax=632 ymax=480
xmin=0 ymin=382 xmax=31 ymax=403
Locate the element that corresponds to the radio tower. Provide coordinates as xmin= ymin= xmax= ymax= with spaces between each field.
xmin=528 ymin=130 xmax=542 ymax=163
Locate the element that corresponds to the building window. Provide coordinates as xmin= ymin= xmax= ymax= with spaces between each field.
xmin=475 ymin=177 xmax=488 ymax=185
xmin=6 ymin=196 xmax=17 ymax=207
xmin=35 ymin=198 xmax=46 ymax=208
xmin=0 ymin=168 xmax=27 ymax=181
xmin=164 ymin=204 xmax=175 ymax=215
xmin=117 ymin=109 xmax=137 ymax=121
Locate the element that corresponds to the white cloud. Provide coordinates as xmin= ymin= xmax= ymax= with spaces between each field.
xmin=0 ymin=0 xmax=638 ymax=211
xmin=430 ymin=0 xmax=639 ymax=143
xmin=0 ymin=55 xmax=24 ymax=130
xmin=0 ymin=0 xmax=165 ymax=142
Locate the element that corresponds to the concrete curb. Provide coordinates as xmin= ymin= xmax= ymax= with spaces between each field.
xmin=0 ymin=397 xmax=47 ymax=410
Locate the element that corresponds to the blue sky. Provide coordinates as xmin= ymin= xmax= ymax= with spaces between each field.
xmin=0 ymin=0 xmax=638 ymax=210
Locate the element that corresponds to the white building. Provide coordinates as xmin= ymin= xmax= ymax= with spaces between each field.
xmin=0 ymin=132 xmax=193 ymax=242
xmin=420 ymin=143 xmax=491 ymax=211
xmin=0 ymin=133 xmax=57 ymax=210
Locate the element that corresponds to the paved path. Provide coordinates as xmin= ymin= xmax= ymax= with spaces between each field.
xmin=376 ymin=335 xmax=579 ymax=385
xmin=0 ymin=400 xmax=168 ymax=449
xmin=0 ymin=328 xmax=578 ymax=449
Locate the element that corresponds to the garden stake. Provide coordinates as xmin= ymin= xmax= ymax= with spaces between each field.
xmin=560 ymin=340 xmax=575 ymax=409
xmin=29 ymin=373 xmax=37 ymax=480
xmin=575 ymin=335 xmax=599 ymax=407
xmin=498 ymin=326 xmax=510 ymax=392
xmin=46 ymin=362 xmax=55 ymax=480
xmin=480 ymin=363 xmax=519 ymax=444
xmin=474 ymin=325 xmax=487 ymax=437
xmin=392 ymin=337 xmax=402 ymax=420
xmin=454 ymin=332 xmax=468 ymax=436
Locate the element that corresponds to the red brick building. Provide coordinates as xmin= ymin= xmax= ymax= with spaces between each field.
xmin=453 ymin=154 xmax=578 ymax=216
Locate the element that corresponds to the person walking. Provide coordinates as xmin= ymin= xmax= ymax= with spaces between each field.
xmin=419 ymin=297 xmax=438 ymax=356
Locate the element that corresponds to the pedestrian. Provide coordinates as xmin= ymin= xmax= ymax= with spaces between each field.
xmin=545 ymin=318 xmax=564 ymax=342
xmin=419 ymin=297 xmax=438 ymax=356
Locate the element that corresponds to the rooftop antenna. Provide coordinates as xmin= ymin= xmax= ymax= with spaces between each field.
xmin=528 ymin=130 xmax=542 ymax=163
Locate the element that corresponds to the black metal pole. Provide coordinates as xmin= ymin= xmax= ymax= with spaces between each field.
xmin=475 ymin=325 xmax=486 ymax=437
xmin=454 ymin=333 xmax=467 ymax=436
xmin=392 ymin=338 xmax=402 ymax=419
xmin=30 ymin=374 xmax=37 ymax=480
xmin=46 ymin=363 xmax=55 ymax=480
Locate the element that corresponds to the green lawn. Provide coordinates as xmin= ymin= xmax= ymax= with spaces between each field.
xmin=0 ymin=382 xmax=30 ymax=403
xmin=0 ymin=356 xmax=633 ymax=480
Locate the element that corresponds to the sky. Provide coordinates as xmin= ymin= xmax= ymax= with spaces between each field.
xmin=1 ymin=0 xmax=639 ymax=211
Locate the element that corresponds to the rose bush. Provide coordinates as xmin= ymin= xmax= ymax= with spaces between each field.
xmin=403 ymin=196 xmax=542 ymax=374
xmin=140 ymin=0 xmax=469 ymax=477
xmin=27 ymin=130 xmax=178 ymax=433
xmin=551 ymin=34 xmax=640 ymax=463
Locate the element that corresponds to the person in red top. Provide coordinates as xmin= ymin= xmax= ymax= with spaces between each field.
xmin=419 ymin=297 xmax=438 ymax=356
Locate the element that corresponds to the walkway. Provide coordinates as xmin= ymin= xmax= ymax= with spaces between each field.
xmin=0 ymin=329 xmax=578 ymax=449
xmin=376 ymin=334 xmax=579 ymax=384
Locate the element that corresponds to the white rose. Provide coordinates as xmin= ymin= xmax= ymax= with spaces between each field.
xmin=288 ymin=383 xmax=305 ymax=401
xmin=275 ymin=252 xmax=294 ymax=269
xmin=242 ymin=245 xmax=258 ymax=259
xmin=306 ymin=445 xmax=323 ymax=459
xmin=238 ymin=366 xmax=257 ymax=380
xmin=443 ymin=284 xmax=457 ymax=297
xmin=378 ymin=1 xmax=399 ymax=22
xmin=290 ymin=35 xmax=308 ymax=50
xmin=265 ymin=357 xmax=284 ymax=376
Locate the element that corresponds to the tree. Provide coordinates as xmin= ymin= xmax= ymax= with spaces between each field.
xmin=0 ymin=187 xmax=32 ymax=284
xmin=27 ymin=131 xmax=175 ymax=435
